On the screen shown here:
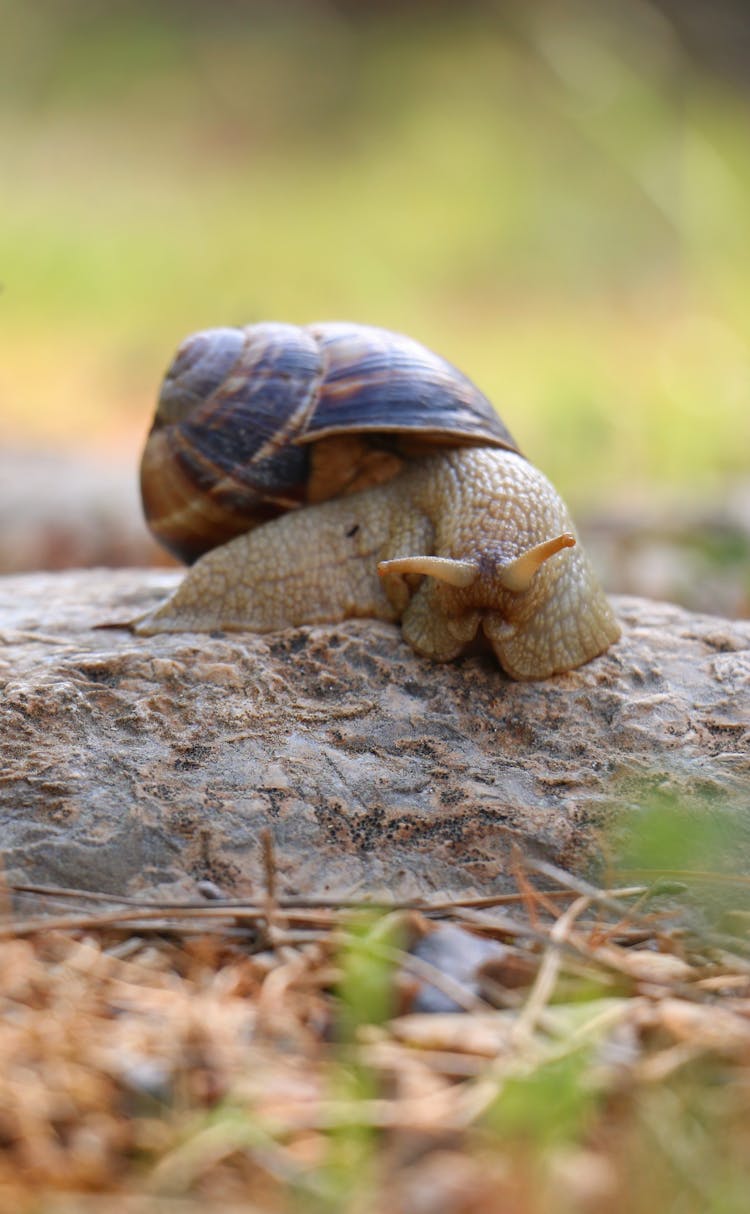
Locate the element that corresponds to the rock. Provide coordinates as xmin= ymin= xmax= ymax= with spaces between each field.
xmin=0 ymin=570 xmax=748 ymax=900
xmin=0 ymin=448 xmax=168 ymax=572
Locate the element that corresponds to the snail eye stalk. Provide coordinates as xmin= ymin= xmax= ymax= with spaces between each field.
xmin=496 ymin=533 xmax=576 ymax=593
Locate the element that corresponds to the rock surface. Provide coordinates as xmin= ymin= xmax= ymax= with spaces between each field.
xmin=0 ymin=569 xmax=748 ymax=900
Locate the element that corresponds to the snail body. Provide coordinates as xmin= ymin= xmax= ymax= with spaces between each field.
xmin=136 ymin=322 xmax=620 ymax=680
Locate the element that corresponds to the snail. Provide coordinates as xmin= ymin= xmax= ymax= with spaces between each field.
xmin=135 ymin=321 xmax=620 ymax=680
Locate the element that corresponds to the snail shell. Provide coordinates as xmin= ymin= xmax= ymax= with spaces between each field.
xmin=140 ymin=322 xmax=519 ymax=563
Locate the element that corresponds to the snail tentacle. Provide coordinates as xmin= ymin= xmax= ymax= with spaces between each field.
xmin=377 ymin=555 xmax=478 ymax=588
xmin=495 ymin=532 xmax=576 ymax=593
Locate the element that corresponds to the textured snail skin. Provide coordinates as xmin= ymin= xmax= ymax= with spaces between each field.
xmin=134 ymin=447 xmax=620 ymax=680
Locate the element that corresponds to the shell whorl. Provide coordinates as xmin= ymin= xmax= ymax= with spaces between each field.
xmin=141 ymin=321 xmax=520 ymax=564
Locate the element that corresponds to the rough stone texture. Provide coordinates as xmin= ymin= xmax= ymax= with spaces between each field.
xmin=0 ymin=569 xmax=748 ymax=901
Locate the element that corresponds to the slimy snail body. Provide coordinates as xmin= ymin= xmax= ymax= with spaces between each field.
xmin=135 ymin=322 xmax=620 ymax=680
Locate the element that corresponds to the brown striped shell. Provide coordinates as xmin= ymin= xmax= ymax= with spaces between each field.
xmin=140 ymin=321 xmax=521 ymax=564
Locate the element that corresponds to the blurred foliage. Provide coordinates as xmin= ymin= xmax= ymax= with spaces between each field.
xmin=317 ymin=914 xmax=403 ymax=1209
xmin=610 ymin=788 xmax=750 ymax=925
xmin=616 ymin=791 xmax=746 ymax=879
xmin=0 ymin=0 xmax=748 ymax=506
xmin=336 ymin=912 xmax=402 ymax=1039
xmin=485 ymin=1047 xmax=597 ymax=1149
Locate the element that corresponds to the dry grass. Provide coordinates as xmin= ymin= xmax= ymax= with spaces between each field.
xmin=0 ymin=843 xmax=749 ymax=1214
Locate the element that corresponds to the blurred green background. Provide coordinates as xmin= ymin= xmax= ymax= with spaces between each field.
xmin=1 ymin=0 xmax=749 ymax=512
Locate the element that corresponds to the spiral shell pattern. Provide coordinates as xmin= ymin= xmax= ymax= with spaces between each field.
xmin=141 ymin=321 xmax=520 ymax=564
